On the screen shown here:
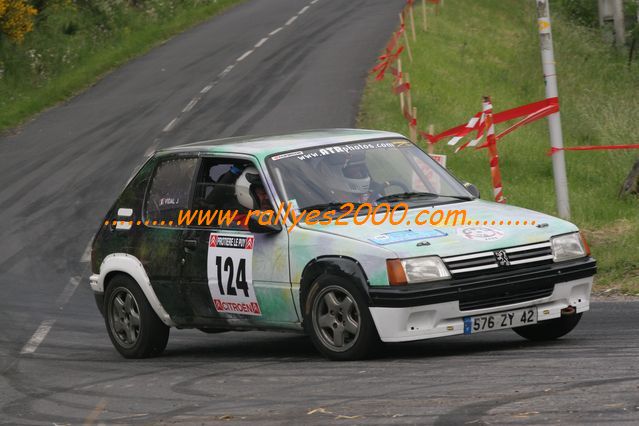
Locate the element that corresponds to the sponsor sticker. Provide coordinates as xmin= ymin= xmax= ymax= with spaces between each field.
xmin=369 ymin=229 xmax=447 ymax=245
xmin=271 ymin=151 xmax=304 ymax=161
xmin=207 ymin=233 xmax=261 ymax=316
xmin=457 ymin=226 xmax=504 ymax=241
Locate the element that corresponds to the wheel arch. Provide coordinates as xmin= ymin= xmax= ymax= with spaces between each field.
xmin=97 ymin=253 xmax=175 ymax=327
xmin=299 ymin=256 xmax=372 ymax=318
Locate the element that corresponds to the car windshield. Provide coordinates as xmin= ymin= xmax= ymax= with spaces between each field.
xmin=266 ymin=139 xmax=472 ymax=211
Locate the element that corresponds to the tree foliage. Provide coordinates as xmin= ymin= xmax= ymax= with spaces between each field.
xmin=0 ymin=0 xmax=38 ymax=43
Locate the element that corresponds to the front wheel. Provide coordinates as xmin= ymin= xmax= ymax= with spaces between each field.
xmin=513 ymin=312 xmax=582 ymax=341
xmin=104 ymin=275 xmax=170 ymax=358
xmin=303 ymin=274 xmax=380 ymax=360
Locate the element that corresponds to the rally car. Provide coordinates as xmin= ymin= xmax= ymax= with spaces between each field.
xmin=90 ymin=129 xmax=596 ymax=360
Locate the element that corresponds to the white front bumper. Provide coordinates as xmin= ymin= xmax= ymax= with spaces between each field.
xmin=369 ymin=276 xmax=593 ymax=343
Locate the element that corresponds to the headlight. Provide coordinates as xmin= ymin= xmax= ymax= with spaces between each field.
xmin=551 ymin=232 xmax=587 ymax=262
xmin=387 ymin=257 xmax=451 ymax=285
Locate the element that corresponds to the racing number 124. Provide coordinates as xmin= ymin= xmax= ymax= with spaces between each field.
xmin=215 ymin=256 xmax=249 ymax=297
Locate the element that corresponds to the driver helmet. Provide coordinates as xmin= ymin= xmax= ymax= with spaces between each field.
xmin=235 ymin=166 xmax=263 ymax=209
xmin=318 ymin=151 xmax=371 ymax=195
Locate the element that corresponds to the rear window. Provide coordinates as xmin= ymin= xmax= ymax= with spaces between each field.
xmin=145 ymin=157 xmax=198 ymax=224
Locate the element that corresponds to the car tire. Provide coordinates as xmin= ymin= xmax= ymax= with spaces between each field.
xmin=303 ymin=274 xmax=380 ymax=361
xmin=104 ymin=274 xmax=169 ymax=358
xmin=513 ymin=312 xmax=582 ymax=341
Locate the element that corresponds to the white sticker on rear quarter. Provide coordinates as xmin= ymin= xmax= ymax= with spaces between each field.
xmin=207 ymin=233 xmax=261 ymax=316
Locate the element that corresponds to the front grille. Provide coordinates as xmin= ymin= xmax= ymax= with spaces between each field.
xmin=443 ymin=242 xmax=553 ymax=277
xmin=458 ymin=283 xmax=554 ymax=311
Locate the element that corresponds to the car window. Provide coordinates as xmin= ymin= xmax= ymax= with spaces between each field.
xmin=191 ymin=158 xmax=268 ymax=229
xmin=145 ymin=157 xmax=199 ymax=224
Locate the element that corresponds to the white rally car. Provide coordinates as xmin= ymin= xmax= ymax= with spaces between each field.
xmin=90 ymin=129 xmax=596 ymax=360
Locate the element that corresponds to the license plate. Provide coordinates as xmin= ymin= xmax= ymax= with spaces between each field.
xmin=463 ymin=307 xmax=537 ymax=335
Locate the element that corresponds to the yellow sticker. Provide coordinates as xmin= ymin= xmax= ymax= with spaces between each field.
xmin=538 ymin=18 xmax=551 ymax=33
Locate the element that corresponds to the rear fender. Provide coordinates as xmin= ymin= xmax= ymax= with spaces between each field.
xmin=91 ymin=253 xmax=175 ymax=326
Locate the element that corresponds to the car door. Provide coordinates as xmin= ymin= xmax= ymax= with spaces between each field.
xmin=179 ymin=155 xmax=299 ymax=329
xmin=138 ymin=155 xmax=200 ymax=324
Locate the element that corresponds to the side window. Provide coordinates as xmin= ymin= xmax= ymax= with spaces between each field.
xmin=145 ymin=157 xmax=199 ymax=224
xmin=192 ymin=158 xmax=267 ymax=229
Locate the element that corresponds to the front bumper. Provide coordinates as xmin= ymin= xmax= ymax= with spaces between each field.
xmin=368 ymin=257 xmax=596 ymax=343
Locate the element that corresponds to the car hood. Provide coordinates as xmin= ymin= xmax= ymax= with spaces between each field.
xmin=297 ymin=199 xmax=578 ymax=258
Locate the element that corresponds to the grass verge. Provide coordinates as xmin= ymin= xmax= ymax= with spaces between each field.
xmin=358 ymin=0 xmax=639 ymax=295
xmin=0 ymin=0 xmax=243 ymax=133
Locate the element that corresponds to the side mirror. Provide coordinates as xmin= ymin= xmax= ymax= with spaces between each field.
xmin=247 ymin=215 xmax=282 ymax=234
xmin=464 ymin=182 xmax=480 ymax=199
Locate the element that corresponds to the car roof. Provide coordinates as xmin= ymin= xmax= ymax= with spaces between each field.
xmin=157 ymin=129 xmax=406 ymax=158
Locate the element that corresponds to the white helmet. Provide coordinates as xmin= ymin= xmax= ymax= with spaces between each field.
xmin=235 ymin=167 xmax=262 ymax=209
xmin=318 ymin=152 xmax=371 ymax=195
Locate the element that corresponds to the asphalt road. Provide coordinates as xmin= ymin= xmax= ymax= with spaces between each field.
xmin=1 ymin=0 xmax=638 ymax=424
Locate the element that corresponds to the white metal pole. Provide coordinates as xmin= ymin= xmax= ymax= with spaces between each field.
xmin=536 ymin=0 xmax=571 ymax=219
xmin=612 ymin=0 xmax=625 ymax=46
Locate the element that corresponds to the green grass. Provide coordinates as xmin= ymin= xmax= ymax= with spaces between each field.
xmin=359 ymin=0 xmax=639 ymax=295
xmin=0 ymin=0 xmax=243 ymax=133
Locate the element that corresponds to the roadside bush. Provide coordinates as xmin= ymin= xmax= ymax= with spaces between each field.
xmin=0 ymin=0 xmax=38 ymax=43
xmin=556 ymin=0 xmax=599 ymax=27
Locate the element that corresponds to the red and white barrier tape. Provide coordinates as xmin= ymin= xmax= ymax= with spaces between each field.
xmin=422 ymin=97 xmax=560 ymax=149
xmin=482 ymin=98 xmax=505 ymax=203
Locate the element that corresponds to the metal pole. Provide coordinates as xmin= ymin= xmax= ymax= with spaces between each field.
xmin=536 ymin=0 xmax=571 ymax=219
xmin=597 ymin=0 xmax=606 ymax=26
xmin=612 ymin=0 xmax=625 ymax=46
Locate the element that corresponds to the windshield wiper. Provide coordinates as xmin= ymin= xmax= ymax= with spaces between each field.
xmin=376 ymin=192 xmax=474 ymax=203
xmin=439 ymin=194 xmax=474 ymax=201
xmin=301 ymin=202 xmax=364 ymax=212
xmin=375 ymin=192 xmax=439 ymax=203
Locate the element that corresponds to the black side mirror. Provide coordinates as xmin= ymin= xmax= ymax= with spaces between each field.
xmin=464 ymin=182 xmax=480 ymax=199
xmin=247 ymin=215 xmax=282 ymax=234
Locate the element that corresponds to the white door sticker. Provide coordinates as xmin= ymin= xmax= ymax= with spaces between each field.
xmin=207 ymin=233 xmax=261 ymax=316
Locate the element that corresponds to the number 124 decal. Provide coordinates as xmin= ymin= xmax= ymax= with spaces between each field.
xmin=207 ymin=233 xmax=261 ymax=316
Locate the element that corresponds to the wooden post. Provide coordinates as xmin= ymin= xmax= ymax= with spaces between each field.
xmin=410 ymin=107 xmax=418 ymax=142
xmin=404 ymin=72 xmax=412 ymax=112
xmin=422 ymin=0 xmax=428 ymax=32
xmin=403 ymin=26 xmax=413 ymax=62
xmin=399 ymin=13 xmax=413 ymax=62
xmin=427 ymin=124 xmax=435 ymax=154
xmin=398 ymin=59 xmax=405 ymax=112
xmin=409 ymin=3 xmax=417 ymax=42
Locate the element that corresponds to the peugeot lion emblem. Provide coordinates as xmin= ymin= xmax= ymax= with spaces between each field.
xmin=495 ymin=250 xmax=510 ymax=267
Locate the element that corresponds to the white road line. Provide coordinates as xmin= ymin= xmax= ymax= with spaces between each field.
xmin=80 ymin=239 xmax=92 ymax=263
xmin=20 ymin=319 xmax=56 ymax=354
xmin=56 ymin=276 xmax=81 ymax=307
xmin=285 ymin=16 xmax=297 ymax=26
xmin=255 ymin=37 xmax=269 ymax=48
xmin=219 ymin=64 xmax=235 ymax=77
xmin=298 ymin=6 xmax=310 ymax=14
xmin=182 ymin=98 xmax=199 ymax=113
xmin=200 ymin=84 xmax=213 ymax=94
xmin=311 ymin=0 xmax=319 ymax=4
xmin=236 ymin=50 xmax=254 ymax=62
xmin=269 ymin=27 xmax=283 ymax=36
xmin=162 ymin=117 xmax=178 ymax=132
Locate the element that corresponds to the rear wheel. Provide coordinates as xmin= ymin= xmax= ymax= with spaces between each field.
xmin=513 ymin=312 xmax=582 ymax=341
xmin=105 ymin=275 xmax=169 ymax=358
xmin=304 ymin=274 xmax=379 ymax=360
